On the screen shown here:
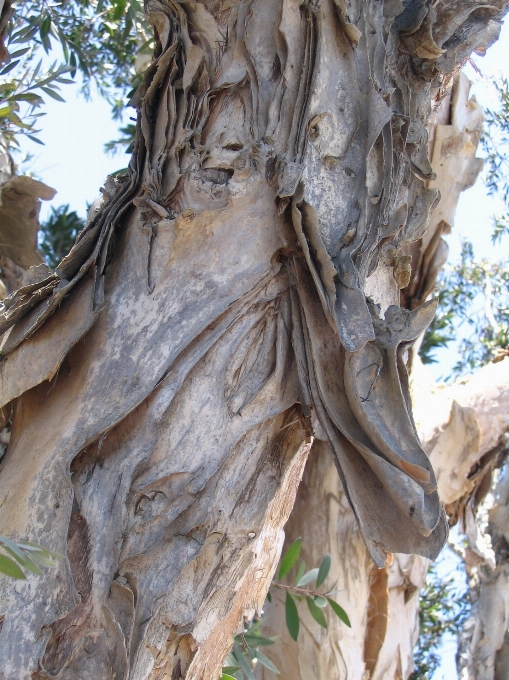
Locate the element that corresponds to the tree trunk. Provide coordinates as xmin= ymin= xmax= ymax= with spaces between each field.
xmin=260 ymin=66 xmax=503 ymax=680
xmin=1 ymin=1 xmax=508 ymax=678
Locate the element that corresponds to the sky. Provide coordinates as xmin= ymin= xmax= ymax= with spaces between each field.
xmin=420 ymin=21 xmax=509 ymax=382
xmin=17 ymin=81 xmax=127 ymax=218
xmin=13 ymin=20 xmax=509 ymax=680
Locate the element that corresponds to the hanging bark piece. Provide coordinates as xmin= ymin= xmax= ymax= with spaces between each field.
xmin=261 ymin=56 xmax=505 ymax=680
xmin=1 ymin=0 xmax=508 ymax=676
xmin=0 ymin=176 xmax=55 ymax=270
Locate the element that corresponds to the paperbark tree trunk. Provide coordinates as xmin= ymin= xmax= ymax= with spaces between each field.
xmin=260 ymin=66 xmax=504 ymax=680
xmin=0 ymin=2 xmax=508 ymax=679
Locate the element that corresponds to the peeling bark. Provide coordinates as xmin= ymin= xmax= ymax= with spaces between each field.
xmin=261 ymin=61 xmax=495 ymax=680
xmin=0 ymin=1 xmax=508 ymax=677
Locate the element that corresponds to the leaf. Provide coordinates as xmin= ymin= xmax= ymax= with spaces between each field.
xmin=1 ymin=60 xmax=20 ymax=76
xmin=11 ymin=92 xmax=43 ymax=102
xmin=266 ymin=590 xmax=272 ymax=603
xmin=294 ymin=560 xmax=306 ymax=586
xmin=278 ymin=538 xmax=302 ymax=580
xmin=306 ymin=596 xmax=327 ymax=629
xmin=0 ymin=104 xmax=11 ymax=117
xmin=0 ymin=554 xmax=26 ymax=580
xmin=18 ymin=542 xmax=62 ymax=567
xmin=285 ymin=592 xmax=299 ymax=641
xmin=220 ymin=675 xmax=237 ymax=680
xmin=40 ymin=15 xmax=52 ymax=39
xmin=26 ymin=135 xmax=45 ymax=145
xmin=254 ymin=650 xmax=280 ymax=674
xmin=18 ymin=541 xmax=62 ymax=557
xmin=12 ymin=24 xmax=39 ymax=44
xmin=296 ymin=568 xmax=319 ymax=588
xmin=313 ymin=595 xmax=327 ymax=608
xmin=40 ymin=87 xmax=66 ymax=103
xmin=9 ymin=47 xmax=30 ymax=59
xmin=0 ymin=536 xmax=27 ymax=563
xmin=4 ymin=547 xmax=42 ymax=576
xmin=232 ymin=644 xmax=255 ymax=680
xmin=316 ymin=553 xmax=331 ymax=588
xmin=327 ymin=598 xmax=351 ymax=627
xmin=221 ymin=667 xmax=241 ymax=674
xmin=235 ymin=634 xmax=275 ymax=647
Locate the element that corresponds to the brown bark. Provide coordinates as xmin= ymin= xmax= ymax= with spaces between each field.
xmin=261 ymin=67 xmax=496 ymax=680
xmin=1 ymin=1 xmax=508 ymax=678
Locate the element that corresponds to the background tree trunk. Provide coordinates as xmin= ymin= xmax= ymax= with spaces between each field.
xmin=1 ymin=2 xmax=509 ymax=679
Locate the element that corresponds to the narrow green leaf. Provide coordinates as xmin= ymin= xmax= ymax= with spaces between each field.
xmin=0 ymin=105 xmax=11 ymax=117
xmin=18 ymin=542 xmax=63 ymax=559
xmin=0 ymin=536 xmax=26 ymax=563
xmin=27 ymin=551 xmax=59 ymax=568
xmin=41 ymin=33 xmax=52 ymax=54
xmin=4 ymin=547 xmax=41 ymax=575
xmin=232 ymin=644 xmax=255 ymax=680
xmin=9 ymin=48 xmax=30 ymax=59
xmin=278 ymin=538 xmax=301 ymax=580
xmin=327 ymin=598 xmax=351 ymax=627
xmin=296 ymin=567 xmax=319 ymax=587
xmin=324 ymin=578 xmax=339 ymax=596
xmin=12 ymin=24 xmax=39 ymax=44
xmin=0 ymin=537 xmax=41 ymax=574
xmin=235 ymin=634 xmax=275 ymax=647
xmin=316 ymin=553 xmax=331 ymax=588
xmin=17 ymin=542 xmax=62 ymax=568
xmin=9 ymin=93 xmax=43 ymax=104
xmin=0 ymin=554 xmax=26 ymax=579
xmin=255 ymin=650 xmax=280 ymax=674
xmin=266 ymin=590 xmax=272 ymax=603
xmin=294 ymin=560 xmax=306 ymax=586
xmin=285 ymin=592 xmax=299 ymax=641
xmin=306 ymin=596 xmax=327 ymax=629
xmin=220 ymin=675 xmax=237 ymax=680
xmin=1 ymin=60 xmax=20 ymax=76
xmin=221 ymin=667 xmax=241 ymax=674
xmin=26 ymin=135 xmax=45 ymax=145
xmin=40 ymin=87 xmax=65 ymax=103
xmin=40 ymin=16 xmax=52 ymax=39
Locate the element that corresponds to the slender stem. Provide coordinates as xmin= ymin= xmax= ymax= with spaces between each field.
xmin=272 ymin=583 xmax=327 ymax=598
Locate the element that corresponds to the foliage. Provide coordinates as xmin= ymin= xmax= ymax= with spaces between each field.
xmin=221 ymin=539 xmax=350 ymax=679
xmin=0 ymin=1 xmax=151 ymax=149
xmin=39 ymin=204 xmax=85 ymax=269
xmin=0 ymin=535 xmax=61 ymax=580
xmin=419 ymin=240 xmax=509 ymax=375
xmin=410 ymin=563 xmax=470 ymax=680
xmin=481 ymin=77 xmax=509 ymax=244
xmin=104 ymin=122 xmax=137 ymax=156
xmin=420 ymin=76 xmax=509 ymax=375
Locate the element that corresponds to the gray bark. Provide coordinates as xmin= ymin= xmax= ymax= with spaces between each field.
xmin=0 ymin=1 xmax=508 ymax=678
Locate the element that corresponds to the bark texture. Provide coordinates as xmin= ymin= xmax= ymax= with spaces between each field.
xmin=0 ymin=1 xmax=508 ymax=678
xmin=459 ymin=466 xmax=509 ymax=680
xmin=261 ymin=67 xmax=496 ymax=680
